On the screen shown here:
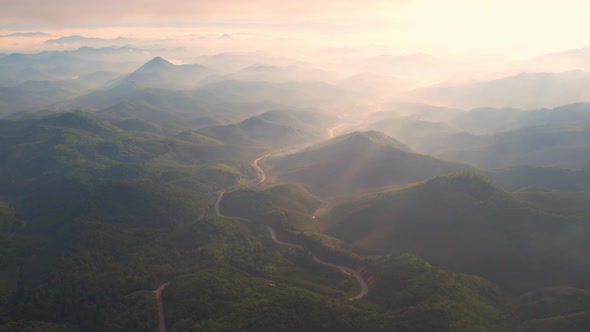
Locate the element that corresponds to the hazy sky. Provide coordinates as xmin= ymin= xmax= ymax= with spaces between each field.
xmin=1 ymin=0 xmax=589 ymax=56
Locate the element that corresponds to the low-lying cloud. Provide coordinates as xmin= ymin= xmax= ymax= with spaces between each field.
xmin=0 ymin=0 xmax=409 ymax=26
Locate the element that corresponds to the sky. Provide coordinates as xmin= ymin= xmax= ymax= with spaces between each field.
xmin=1 ymin=0 xmax=589 ymax=57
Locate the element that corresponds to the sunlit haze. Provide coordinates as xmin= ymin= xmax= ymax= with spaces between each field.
xmin=1 ymin=0 xmax=589 ymax=57
xmin=3 ymin=1 xmax=590 ymax=331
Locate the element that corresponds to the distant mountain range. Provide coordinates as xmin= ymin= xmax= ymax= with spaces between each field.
xmin=0 ymin=31 xmax=50 ymax=37
xmin=411 ymin=70 xmax=590 ymax=109
xmin=44 ymin=35 xmax=131 ymax=45
xmin=198 ymin=64 xmax=339 ymax=85
xmin=197 ymin=109 xmax=335 ymax=148
xmin=440 ymin=124 xmax=590 ymax=169
xmin=524 ymin=44 xmax=590 ymax=72
xmin=0 ymin=47 xmax=150 ymax=86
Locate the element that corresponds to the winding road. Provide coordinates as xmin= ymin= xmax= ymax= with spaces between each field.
xmin=126 ymin=282 xmax=171 ymax=332
xmin=253 ymin=154 xmax=270 ymax=184
xmin=215 ymin=151 xmax=369 ymax=301
xmin=135 ymin=123 xmax=357 ymax=330
xmin=155 ymin=282 xmax=171 ymax=332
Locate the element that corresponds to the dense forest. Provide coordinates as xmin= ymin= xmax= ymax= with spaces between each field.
xmin=1 ymin=43 xmax=590 ymax=331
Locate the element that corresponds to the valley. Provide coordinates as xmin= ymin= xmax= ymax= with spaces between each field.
xmin=2 ymin=17 xmax=590 ymax=331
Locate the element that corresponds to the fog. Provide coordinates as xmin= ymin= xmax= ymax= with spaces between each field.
xmin=3 ymin=2 xmax=590 ymax=331
xmin=3 ymin=1 xmax=590 ymax=145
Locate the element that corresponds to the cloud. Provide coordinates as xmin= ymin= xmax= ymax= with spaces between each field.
xmin=0 ymin=0 xmax=410 ymax=26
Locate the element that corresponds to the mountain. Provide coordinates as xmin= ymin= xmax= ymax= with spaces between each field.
xmin=197 ymin=110 xmax=333 ymax=148
xmin=367 ymin=254 xmax=512 ymax=331
xmin=199 ymin=64 xmax=339 ymax=85
xmin=0 ymin=47 xmax=155 ymax=89
xmin=220 ymin=184 xmax=323 ymax=232
xmin=524 ymin=44 xmax=590 ymax=72
xmin=0 ymin=80 xmax=79 ymax=115
xmin=0 ymin=53 xmax=70 ymax=84
xmin=375 ymin=102 xmax=465 ymax=122
xmin=451 ymin=102 xmax=590 ymax=134
xmin=256 ymin=108 xmax=335 ymax=128
xmin=411 ymin=70 xmax=590 ymax=109
xmin=192 ymin=80 xmax=355 ymax=107
xmin=69 ymin=83 xmax=213 ymax=113
xmin=367 ymin=116 xmax=458 ymax=143
xmin=0 ymin=31 xmax=50 ymax=37
xmin=190 ymin=52 xmax=297 ymax=74
xmin=347 ymin=53 xmax=463 ymax=86
xmin=1 ymin=110 xmax=517 ymax=331
xmin=34 ymin=111 xmax=123 ymax=139
xmin=0 ymin=72 xmax=127 ymax=115
xmin=516 ymin=286 xmax=590 ymax=331
xmin=96 ymin=101 xmax=181 ymax=123
xmin=2 ymin=110 xmax=589 ymax=330
xmin=110 ymin=118 xmax=164 ymax=134
xmin=483 ymin=166 xmax=590 ymax=191
xmin=322 ymin=172 xmax=590 ymax=291
xmin=266 ymin=131 xmax=474 ymax=198
xmin=113 ymin=56 xmax=212 ymax=89
xmin=44 ymin=35 xmax=130 ymax=45
xmin=70 ymin=84 xmax=285 ymax=125
xmin=440 ymin=124 xmax=590 ymax=169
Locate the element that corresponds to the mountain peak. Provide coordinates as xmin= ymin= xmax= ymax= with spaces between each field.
xmin=423 ymin=172 xmax=505 ymax=201
xmin=130 ymin=57 xmax=176 ymax=75
xmin=141 ymin=56 xmax=174 ymax=69
xmin=329 ymin=130 xmax=411 ymax=152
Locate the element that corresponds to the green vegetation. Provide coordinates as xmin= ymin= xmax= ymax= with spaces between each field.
xmin=484 ymin=166 xmax=590 ymax=191
xmin=222 ymin=184 xmax=322 ymax=222
xmin=266 ymin=131 xmax=473 ymax=198
xmin=368 ymin=254 xmax=513 ymax=331
xmin=197 ymin=110 xmax=334 ymax=148
xmin=2 ymin=107 xmax=590 ymax=331
xmin=323 ymin=172 xmax=590 ymax=292
xmin=441 ymin=124 xmax=590 ymax=169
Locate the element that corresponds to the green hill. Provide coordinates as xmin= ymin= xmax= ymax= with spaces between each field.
xmin=70 ymin=83 xmax=213 ymax=113
xmin=0 ymin=80 xmax=77 ymax=115
xmin=221 ymin=184 xmax=323 ymax=232
xmin=257 ymin=109 xmax=335 ymax=128
xmin=518 ymin=311 xmax=590 ymax=332
xmin=322 ymin=172 xmax=590 ymax=291
xmin=2 ymin=108 xmax=589 ymax=330
xmin=441 ymin=124 xmax=590 ymax=169
xmin=0 ymin=112 xmax=265 ymax=193
xmin=96 ymin=101 xmax=181 ymax=123
xmin=35 ymin=111 xmax=122 ymax=138
xmin=266 ymin=131 xmax=474 ymax=198
xmin=517 ymin=287 xmax=590 ymax=321
xmin=367 ymin=254 xmax=512 ymax=331
xmin=452 ymin=102 xmax=590 ymax=135
xmin=192 ymin=79 xmax=355 ymax=107
xmin=197 ymin=110 xmax=332 ymax=148
xmin=173 ymin=130 xmax=224 ymax=146
xmin=483 ymin=166 xmax=590 ymax=191
xmin=111 ymin=118 xmax=165 ymax=135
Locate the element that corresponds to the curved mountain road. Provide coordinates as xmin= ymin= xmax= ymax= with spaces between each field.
xmin=125 ymin=282 xmax=171 ymax=332
xmin=155 ymin=282 xmax=171 ymax=332
xmin=253 ymin=154 xmax=270 ymax=184
xmin=215 ymin=152 xmax=369 ymax=301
